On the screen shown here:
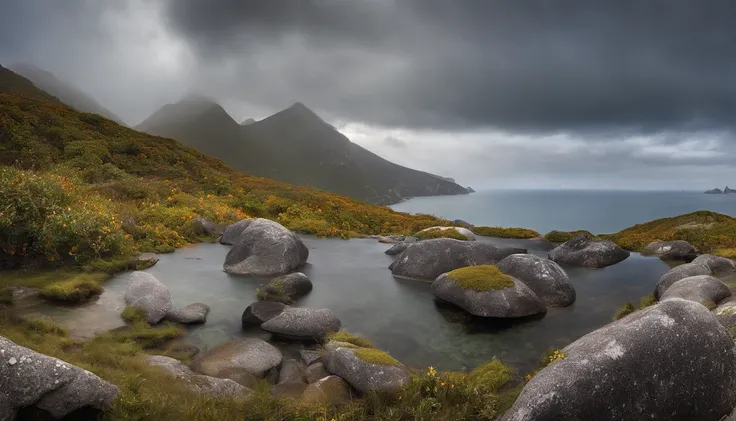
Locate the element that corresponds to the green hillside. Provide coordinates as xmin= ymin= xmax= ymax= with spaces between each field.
xmin=136 ymin=97 xmax=469 ymax=204
xmin=0 ymin=64 xmax=447 ymax=270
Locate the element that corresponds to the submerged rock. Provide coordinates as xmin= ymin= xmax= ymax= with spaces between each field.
xmin=190 ymin=338 xmax=282 ymax=384
xmin=431 ymin=266 xmax=546 ymax=318
xmin=548 ymin=234 xmax=630 ymax=268
xmin=147 ymin=355 xmax=250 ymax=397
xmin=220 ymin=218 xmax=253 ymax=245
xmin=165 ymin=302 xmax=210 ymax=324
xmin=261 ymin=307 xmax=341 ymax=341
xmin=691 ymin=254 xmax=736 ymax=275
xmin=123 ymin=271 xmax=172 ymax=324
xmin=133 ymin=252 xmax=159 ymax=269
xmin=390 ymin=238 xmax=526 ymax=281
xmin=323 ymin=347 xmax=411 ymax=394
xmin=659 ymin=275 xmax=731 ymax=307
xmin=496 ymin=254 xmax=575 ymax=307
xmin=242 ymin=301 xmax=288 ymax=327
xmin=0 ymin=335 xmax=119 ymax=420
xmin=416 ymin=226 xmax=476 ymax=241
xmin=376 ymin=235 xmax=405 ymax=244
xmin=259 ymin=272 xmax=313 ymax=302
xmin=301 ymin=375 xmax=354 ymax=405
xmin=655 ymin=262 xmax=712 ymax=299
xmin=223 ymin=218 xmax=309 ymax=276
xmin=641 ymin=240 xmax=697 ymax=261
xmin=502 ymin=299 xmax=736 ymax=421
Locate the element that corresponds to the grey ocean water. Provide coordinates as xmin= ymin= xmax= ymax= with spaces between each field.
xmin=391 ymin=189 xmax=736 ymax=234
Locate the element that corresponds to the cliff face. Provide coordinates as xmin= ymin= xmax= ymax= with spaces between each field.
xmin=137 ymin=100 xmax=468 ymax=204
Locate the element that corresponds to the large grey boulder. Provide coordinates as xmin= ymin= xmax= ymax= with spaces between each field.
xmin=223 ymin=218 xmax=309 ymax=276
xmin=660 ymin=275 xmax=731 ymax=307
xmin=385 ymin=237 xmax=418 ymax=256
xmin=655 ymin=262 xmax=712 ymax=299
xmin=147 ymin=355 xmax=250 ymax=397
xmin=0 ymin=335 xmax=119 ymax=420
xmin=165 ymin=302 xmax=210 ymax=324
xmin=261 ymin=307 xmax=341 ymax=341
xmin=242 ymin=301 xmax=288 ymax=327
xmin=548 ymin=234 xmax=630 ymax=268
xmin=123 ymin=271 xmax=172 ymax=324
xmin=692 ymin=254 xmax=736 ymax=275
xmin=323 ymin=347 xmax=411 ymax=394
xmin=190 ymin=338 xmax=282 ymax=384
xmin=259 ymin=272 xmax=313 ymax=302
xmin=220 ymin=218 xmax=253 ymax=245
xmin=431 ymin=269 xmax=546 ymax=318
xmin=390 ymin=238 xmax=526 ymax=281
xmin=502 ymin=299 xmax=736 ymax=421
xmin=641 ymin=240 xmax=697 ymax=260
xmin=496 ymin=254 xmax=575 ymax=307
xmin=417 ymin=226 xmax=476 ymax=241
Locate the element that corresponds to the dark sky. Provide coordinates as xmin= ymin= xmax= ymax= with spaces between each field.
xmin=1 ymin=0 xmax=735 ymax=189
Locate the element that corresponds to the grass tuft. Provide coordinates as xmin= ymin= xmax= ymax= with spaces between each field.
xmin=614 ymin=293 xmax=657 ymax=320
xmin=39 ymin=275 xmax=104 ymax=302
xmin=354 ymin=348 xmax=402 ymax=366
xmin=472 ymin=226 xmax=540 ymax=239
xmin=326 ymin=330 xmax=376 ymax=349
xmin=415 ymin=228 xmax=469 ymax=241
xmin=543 ymin=230 xmax=594 ymax=243
xmin=447 ymin=265 xmax=514 ymax=291
xmin=121 ymin=306 xmax=148 ymax=324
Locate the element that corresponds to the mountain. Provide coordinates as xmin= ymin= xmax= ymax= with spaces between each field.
xmin=241 ymin=118 xmax=256 ymax=126
xmin=725 ymin=186 xmax=736 ymax=194
xmin=8 ymin=63 xmax=124 ymax=125
xmin=705 ymin=188 xmax=724 ymax=194
xmin=136 ymin=99 xmax=469 ymax=204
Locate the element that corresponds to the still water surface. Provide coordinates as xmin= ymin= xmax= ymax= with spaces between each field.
xmin=21 ymin=235 xmax=672 ymax=374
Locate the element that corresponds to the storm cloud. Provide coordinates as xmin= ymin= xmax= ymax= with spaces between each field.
xmin=163 ymin=0 xmax=736 ymax=133
xmin=0 ymin=0 xmax=735 ymax=189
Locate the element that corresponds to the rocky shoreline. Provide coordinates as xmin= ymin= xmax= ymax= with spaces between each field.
xmin=3 ymin=217 xmax=736 ymax=420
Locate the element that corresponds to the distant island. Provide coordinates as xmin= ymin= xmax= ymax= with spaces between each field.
xmin=705 ymin=186 xmax=736 ymax=194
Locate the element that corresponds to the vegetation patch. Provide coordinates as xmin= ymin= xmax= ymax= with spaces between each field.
xmin=602 ymin=211 xmax=736 ymax=256
xmin=543 ymin=230 xmax=594 ymax=243
xmin=121 ymin=306 xmax=147 ymax=324
xmin=326 ymin=330 xmax=376 ymax=349
xmin=415 ymin=227 xmax=468 ymax=241
xmin=256 ymin=280 xmax=293 ymax=304
xmin=471 ymin=226 xmax=540 ymax=239
xmin=614 ymin=293 xmax=657 ymax=320
xmin=39 ymin=276 xmax=104 ymax=302
xmin=447 ymin=265 xmax=514 ymax=291
xmin=354 ymin=348 xmax=402 ymax=366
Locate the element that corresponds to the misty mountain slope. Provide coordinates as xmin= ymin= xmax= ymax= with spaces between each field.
xmin=9 ymin=63 xmax=124 ymax=125
xmin=0 ymin=65 xmax=61 ymax=103
xmin=137 ymin=100 xmax=468 ymax=204
xmin=136 ymin=96 xmax=244 ymax=161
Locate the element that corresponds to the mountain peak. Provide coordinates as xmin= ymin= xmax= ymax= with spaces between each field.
xmin=241 ymin=118 xmax=257 ymax=126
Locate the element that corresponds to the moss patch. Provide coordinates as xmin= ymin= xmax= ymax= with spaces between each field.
xmin=544 ymin=230 xmax=594 ymax=243
xmin=326 ymin=330 xmax=375 ymax=349
xmin=354 ymin=348 xmax=401 ymax=366
xmin=39 ymin=276 xmax=104 ymax=302
xmin=471 ymin=226 xmax=540 ymax=239
xmin=447 ymin=265 xmax=514 ymax=291
xmin=467 ymin=358 xmax=513 ymax=393
xmin=121 ymin=306 xmax=147 ymax=324
xmin=415 ymin=227 xmax=469 ymax=241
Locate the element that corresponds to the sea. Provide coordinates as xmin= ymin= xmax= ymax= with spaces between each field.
xmin=391 ymin=189 xmax=736 ymax=234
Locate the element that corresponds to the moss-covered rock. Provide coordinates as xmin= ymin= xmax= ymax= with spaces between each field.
xmin=472 ymin=226 xmax=540 ymax=239
xmin=415 ymin=226 xmax=475 ymax=241
xmin=323 ymin=347 xmax=410 ymax=393
xmin=446 ymin=265 xmax=514 ymax=291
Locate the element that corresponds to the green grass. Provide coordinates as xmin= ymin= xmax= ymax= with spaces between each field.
xmin=447 ymin=265 xmax=514 ymax=291
xmin=471 ymin=226 xmax=540 ymax=239
xmin=40 ymin=276 xmax=104 ymax=302
xmin=326 ymin=330 xmax=376 ymax=349
xmin=354 ymin=348 xmax=402 ymax=367
xmin=415 ymin=227 xmax=469 ymax=241
xmin=614 ymin=293 xmax=657 ymax=320
xmin=121 ymin=306 xmax=147 ymax=324
xmin=543 ymin=230 xmax=594 ymax=243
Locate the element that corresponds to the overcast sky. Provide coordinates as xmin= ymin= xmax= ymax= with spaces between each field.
xmin=1 ymin=0 xmax=735 ymax=190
